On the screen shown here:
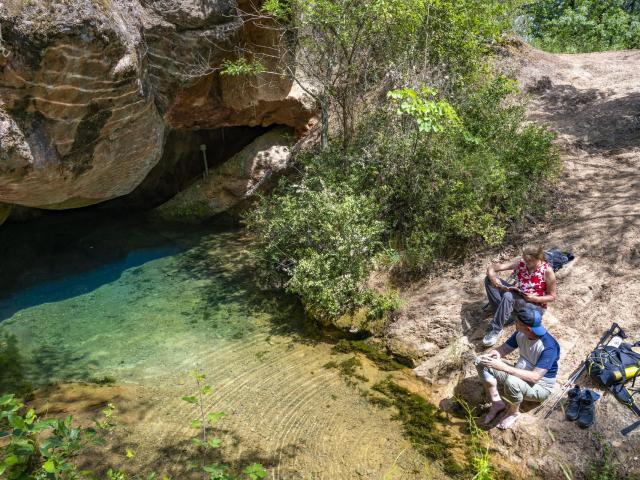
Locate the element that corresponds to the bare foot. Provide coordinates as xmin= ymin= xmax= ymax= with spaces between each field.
xmin=483 ymin=401 xmax=506 ymax=424
xmin=497 ymin=412 xmax=520 ymax=430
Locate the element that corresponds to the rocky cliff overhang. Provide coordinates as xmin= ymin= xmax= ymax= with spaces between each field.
xmin=0 ymin=0 xmax=315 ymax=212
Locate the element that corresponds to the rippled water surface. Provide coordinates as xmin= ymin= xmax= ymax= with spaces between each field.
xmin=0 ymin=213 xmax=437 ymax=479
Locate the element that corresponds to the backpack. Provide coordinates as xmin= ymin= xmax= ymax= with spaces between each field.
xmin=544 ymin=249 xmax=574 ymax=272
xmin=586 ymin=342 xmax=640 ymax=425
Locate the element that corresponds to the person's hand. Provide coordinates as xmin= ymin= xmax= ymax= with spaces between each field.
xmin=522 ymin=293 xmax=537 ymax=303
xmin=480 ymin=356 xmax=507 ymax=371
xmin=485 ymin=350 xmax=501 ymax=359
xmin=490 ymin=277 xmax=502 ymax=289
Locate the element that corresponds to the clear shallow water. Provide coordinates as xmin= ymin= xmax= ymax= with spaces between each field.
xmin=0 ymin=214 xmax=439 ymax=479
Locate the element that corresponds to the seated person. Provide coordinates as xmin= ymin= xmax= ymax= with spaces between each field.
xmin=475 ymin=306 xmax=560 ymax=430
xmin=483 ymin=244 xmax=557 ymax=347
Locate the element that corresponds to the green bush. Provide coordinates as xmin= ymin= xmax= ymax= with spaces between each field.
xmin=243 ymin=183 xmax=388 ymax=322
xmin=241 ymin=0 xmax=558 ymax=324
xmin=245 ymin=77 xmax=558 ymax=321
xmin=523 ymin=0 xmax=640 ymax=53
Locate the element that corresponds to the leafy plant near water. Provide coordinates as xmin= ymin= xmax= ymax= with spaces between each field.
xmin=521 ymin=0 xmax=640 ymax=53
xmin=0 ymin=374 xmax=267 ymax=480
xmin=455 ymin=398 xmax=493 ymax=480
xmin=239 ymin=0 xmax=559 ymax=325
xmin=182 ymin=371 xmax=268 ymax=480
xmin=180 ymin=371 xmax=266 ymax=480
xmin=0 ymin=393 xmax=115 ymax=479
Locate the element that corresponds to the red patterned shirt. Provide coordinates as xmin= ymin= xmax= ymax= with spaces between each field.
xmin=516 ymin=259 xmax=550 ymax=308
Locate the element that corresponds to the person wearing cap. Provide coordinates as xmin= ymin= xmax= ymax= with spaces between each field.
xmin=475 ymin=305 xmax=560 ymax=429
xmin=483 ymin=244 xmax=557 ymax=347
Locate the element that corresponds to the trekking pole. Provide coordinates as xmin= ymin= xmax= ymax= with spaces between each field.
xmin=537 ymin=323 xmax=625 ymax=419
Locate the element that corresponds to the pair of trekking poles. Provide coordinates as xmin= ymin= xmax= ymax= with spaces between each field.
xmin=535 ymin=322 xmax=640 ymax=435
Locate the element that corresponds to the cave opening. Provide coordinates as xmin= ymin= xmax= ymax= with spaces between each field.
xmin=2 ymin=124 xmax=293 ymax=225
xmin=105 ymin=124 xmax=281 ymax=210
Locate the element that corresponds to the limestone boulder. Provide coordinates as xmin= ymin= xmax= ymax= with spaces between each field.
xmin=155 ymin=127 xmax=293 ymax=221
xmin=0 ymin=0 xmax=315 ymax=211
xmin=0 ymin=1 xmax=165 ymax=209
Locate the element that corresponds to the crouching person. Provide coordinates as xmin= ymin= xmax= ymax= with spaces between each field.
xmin=475 ymin=305 xmax=560 ymax=429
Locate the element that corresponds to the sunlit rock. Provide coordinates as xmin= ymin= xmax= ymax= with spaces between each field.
xmin=0 ymin=0 xmax=315 ymax=211
xmin=155 ymin=127 xmax=293 ymax=221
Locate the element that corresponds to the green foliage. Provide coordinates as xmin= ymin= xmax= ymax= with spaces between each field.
xmin=456 ymin=398 xmax=493 ymax=480
xmin=0 ymin=373 xmax=265 ymax=480
xmin=242 ymin=0 xmax=557 ymax=323
xmin=0 ymin=393 xmax=114 ymax=480
xmin=248 ymin=0 xmax=522 ymax=148
xmin=219 ymin=58 xmax=266 ymax=77
xmin=388 ymin=88 xmax=463 ymax=134
xmin=523 ymin=0 xmax=640 ymax=53
xmin=260 ymin=0 xmax=291 ymax=20
xmin=243 ymin=184 xmax=388 ymax=321
xmin=183 ymin=371 xmax=264 ymax=480
xmin=242 ymin=464 xmax=267 ymax=480
xmin=586 ymin=439 xmax=634 ymax=480
xmin=245 ymin=75 xmax=558 ymax=320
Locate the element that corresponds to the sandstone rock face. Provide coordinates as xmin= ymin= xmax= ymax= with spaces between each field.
xmin=155 ymin=127 xmax=292 ymax=221
xmin=0 ymin=0 xmax=314 ymax=210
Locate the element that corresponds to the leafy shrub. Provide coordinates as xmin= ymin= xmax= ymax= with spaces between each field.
xmin=0 ymin=375 xmax=267 ymax=480
xmin=243 ymin=182 xmax=388 ymax=322
xmin=522 ymin=0 xmax=640 ymax=53
xmin=245 ymin=76 xmax=558 ymax=321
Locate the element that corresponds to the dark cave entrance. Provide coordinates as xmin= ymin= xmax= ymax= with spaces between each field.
xmin=107 ymin=124 xmax=281 ymax=210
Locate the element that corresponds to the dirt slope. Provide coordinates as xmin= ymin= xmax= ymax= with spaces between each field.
xmin=389 ymin=45 xmax=640 ymax=478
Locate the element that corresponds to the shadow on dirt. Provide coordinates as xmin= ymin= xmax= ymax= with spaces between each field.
xmin=527 ymin=79 xmax=640 ymax=153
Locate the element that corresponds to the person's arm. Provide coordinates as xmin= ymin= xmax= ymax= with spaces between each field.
xmin=486 ymin=259 xmax=519 ymax=289
xmin=523 ymin=268 xmax=557 ymax=305
xmin=494 ymin=364 xmax=548 ymax=384
xmin=480 ymin=353 xmax=547 ymax=383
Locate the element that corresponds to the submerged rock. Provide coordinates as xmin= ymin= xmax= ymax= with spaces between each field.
xmin=155 ymin=127 xmax=293 ymax=221
xmin=0 ymin=0 xmax=314 ymax=211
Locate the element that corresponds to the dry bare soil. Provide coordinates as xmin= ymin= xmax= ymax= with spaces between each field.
xmin=390 ymin=44 xmax=640 ymax=478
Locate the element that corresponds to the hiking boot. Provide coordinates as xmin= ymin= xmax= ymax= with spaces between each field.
xmin=577 ymin=389 xmax=600 ymax=429
xmin=482 ymin=328 xmax=503 ymax=347
xmin=564 ymin=385 xmax=582 ymax=421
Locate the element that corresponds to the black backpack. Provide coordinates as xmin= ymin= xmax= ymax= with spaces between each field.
xmin=586 ymin=342 xmax=640 ymax=426
xmin=544 ymin=249 xmax=574 ymax=272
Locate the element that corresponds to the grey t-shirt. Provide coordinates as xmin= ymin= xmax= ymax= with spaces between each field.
xmin=506 ymin=332 xmax=560 ymax=390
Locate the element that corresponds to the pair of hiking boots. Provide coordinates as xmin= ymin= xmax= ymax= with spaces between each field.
xmin=565 ymin=385 xmax=600 ymax=428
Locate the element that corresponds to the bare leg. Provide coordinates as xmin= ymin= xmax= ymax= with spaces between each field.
xmin=496 ymin=402 xmax=521 ymax=430
xmin=481 ymin=376 xmax=506 ymax=424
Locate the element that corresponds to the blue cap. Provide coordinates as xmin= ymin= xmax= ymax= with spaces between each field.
xmin=517 ymin=306 xmax=546 ymax=336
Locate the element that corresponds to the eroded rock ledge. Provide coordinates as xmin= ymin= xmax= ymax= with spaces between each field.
xmin=0 ymin=0 xmax=314 ymax=211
